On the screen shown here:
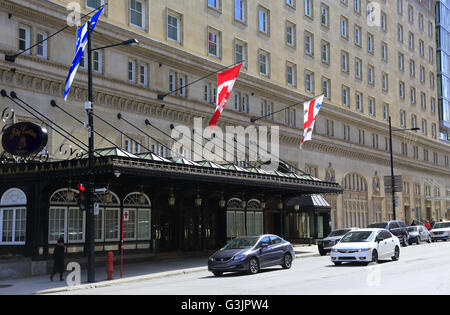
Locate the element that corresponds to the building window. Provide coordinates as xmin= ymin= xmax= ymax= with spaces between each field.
xmin=409 ymin=32 xmax=414 ymax=50
xmin=399 ymin=81 xmax=405 ymax=99
xmin=355 ymin=58 xmax=362 ymax=79
xmin=367 ymin=33 xmax=374 ymax=54
xmin=259 ymin=50 xmax=270 ymax=76
xmin=400 ymin=110 xmax=406 ymax=127
xmin=167 ymin=12 xmax=181 ymax=43
xmin=341 ymin=51 xmax=349 ymax=73
xmin=305 ymin=70 xmax=314 ymax=93
xmin=286 ymin=63 xmax=297 ymax=87
xmin=235 ymin=0 xmax=246 ymax=23
xmin=36 ymin=31 xmax=48 ymax=58
xmin=356 ymin=91 xmax=363 ymax=112
xmin=87 ymin=0 xmax=104 ymax=9
xmin=340 ymin=16 xmax=348 ymax=39
xmin=304 ymin=0 xmax=313 ymax=17
xmin=342 ymin=86 xmax=350 ymax=107
xmin=410 ymin=87 xmax=416 ymax=104
xmin=320 ymin=4 xmax=329 ymax=27
xmin=322 ymin=78 xmax=330 ymax=99
xmin=368 ymin=65 xmax=374 ymax=85
xmin=286 ymin=21 xmax=296 ymax=47
xmin=381 ymin=43 xmax=388 ymax=61
xmin=321 ymin=41 xmax=330 ymax=64
xmin=304 ymin=32 xmax=313 ymax=56
xmin=398 ymin=53 xmax=404 ymax=71
xmin=382 ymin=72 xmax=388 ymax=92
xmin=398 ymin=24 xmax=403 ymax=42
xmin=18 ymin=26 xmax=31 ymax=54
xmin=208 ymin=28 xmax=221 ymax=58
xmin=139 ymin=63 xmax=148 ymax=86
xmin=208 ymin=0 xmax=221 ymax=11
xmin=354 ymin=25 xmax=361 ymax=46
xmin=128 ymin=60 xmax=136 ymax=83
xmin=368 ymin=97 xmax=375 ymax=116
xmin=258 ymin=6 xmax=270 ymax=35
xmin=130 ymin=0 xmax=145 ymax=29
xmin=234 ymin=40 xmax=247 ymax=68
xmin=0 ymin=188 xmax=27 ymax=245
xmin=93 ymin=50 xmax=102 ymax=74
xmin=383 ymin=103 xmax=389 ymax=121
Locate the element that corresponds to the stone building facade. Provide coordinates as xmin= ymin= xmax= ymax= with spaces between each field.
xmin=0 ymin=0 xmax=449 ymax=240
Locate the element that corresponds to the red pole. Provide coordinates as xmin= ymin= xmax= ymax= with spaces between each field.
xmin=120 ymin=213 xmax=124 ymax=278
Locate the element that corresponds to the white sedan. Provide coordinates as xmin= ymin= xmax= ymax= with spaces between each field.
xmin=330 ymin=228 xmax=401 ymax=266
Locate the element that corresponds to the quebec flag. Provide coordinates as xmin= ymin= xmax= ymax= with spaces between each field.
xmin=63 ymin=7 xmax=104 ymax=101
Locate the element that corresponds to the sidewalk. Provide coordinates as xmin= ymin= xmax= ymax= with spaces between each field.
xmin=0 ymin=244 xmax=319 ymax=295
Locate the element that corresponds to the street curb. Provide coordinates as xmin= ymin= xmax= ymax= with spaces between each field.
xmin=34 ymin=252 xmax=319 ymax=295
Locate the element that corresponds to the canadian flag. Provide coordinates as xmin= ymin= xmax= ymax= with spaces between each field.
xmin=209 ymin=64 xmax=242 ymax=129
xmin=300 ymin=95 xmax=324 ymax=147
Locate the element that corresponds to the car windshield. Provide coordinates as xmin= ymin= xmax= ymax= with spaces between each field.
xmin=432 ymin=222 xmax=450 ymax=229
xmin=328 ymin=229 xmax=350 ymax=237
xmin=368 ymin=223 xmax=387 ymax=229
xmin=222 ymin=237 xmax=259 ymax=250
xmin=407 ymin=227 xmax=418 ymax=232
xmin=340 ymin=231 xmax=374 ymax=243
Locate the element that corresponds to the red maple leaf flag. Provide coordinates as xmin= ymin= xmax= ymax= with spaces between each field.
xmin=209 ymin=64 xmax=242 ymax=130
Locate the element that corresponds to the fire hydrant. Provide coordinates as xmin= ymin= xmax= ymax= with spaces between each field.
xmin=106 ymin=251 xmax=114 ymax=280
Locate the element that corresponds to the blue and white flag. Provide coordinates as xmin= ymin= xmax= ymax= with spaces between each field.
xmin=64 ymin=7 xmax=104 ymax=101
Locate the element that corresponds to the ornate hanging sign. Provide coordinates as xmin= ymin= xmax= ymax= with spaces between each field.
xmin=1 ymin=122 xmax=48 ymax=157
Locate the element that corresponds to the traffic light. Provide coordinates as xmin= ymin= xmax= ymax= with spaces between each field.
xmin=77 ymin=183 xmax=87 ymax=211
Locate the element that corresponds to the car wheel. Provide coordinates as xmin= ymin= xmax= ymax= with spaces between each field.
xmin=282 ymin=253 xmax=293 ymax=269
xmin=319 ymin=248 xmax=327 ymax=256
xmin=371 ymin=250 xmax=379 ymax=264
xmin=392 ymin=246 xmax=400 ymax=261
xmin=248 ymin=257 xmax=260 ymax=275
xmin=212 ymin=271 xmax=223 ymax=277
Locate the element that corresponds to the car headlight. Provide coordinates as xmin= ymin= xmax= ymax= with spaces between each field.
xmin=232 ymin=254 xmax=247 ymax=262
xmin=357 ymin=248 xmax=371 ymax=252
xmin=209 ymin=256 xmax=215 ymax=262
xmin=332 ymin=249 xmax=338 ymax=253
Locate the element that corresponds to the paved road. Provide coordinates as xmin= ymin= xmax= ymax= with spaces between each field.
xmin=51 ymin=241 xmax=450 ymax=295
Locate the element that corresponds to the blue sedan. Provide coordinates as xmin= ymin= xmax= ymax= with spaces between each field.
xmin=208 ymin=235 xmax=296 ymax=276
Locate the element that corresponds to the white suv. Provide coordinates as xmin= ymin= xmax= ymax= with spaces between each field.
xmin=430 ymin=221 xmax=450 ymax=242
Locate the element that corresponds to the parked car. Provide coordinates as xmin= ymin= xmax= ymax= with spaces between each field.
xmin=407 ymin=225 xmax=431 ymax=245
xmin=367 ymin=220 xmax=409 ymax=247
xmin=430 ymin=221 xmax=450 ymax=242
xmin=208 ymin=235 xmax=295 ymax=276
xmin=330 ymin=229 xmax=401 ymax=266
xmin=317 ymin=228 xmax=359 ymax=256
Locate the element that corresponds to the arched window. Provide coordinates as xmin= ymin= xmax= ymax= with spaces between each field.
xmin=226 ymin=198 xmax=245 ymax=238
xmin=0 ymin=188 xmax=27 ymax=245
xmin=122 ymin=193 xmax=151 ymax=241
xmin=246 ymin=199 xmax=263 ymax=236
xmin=343 ymin=173 xmax=369 ymax=228
xmin=48 ymin=189 xmax=121 ymax=244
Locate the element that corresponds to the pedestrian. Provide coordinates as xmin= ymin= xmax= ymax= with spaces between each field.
xmin=50 ymin=237 xmax=65 ymax=281
xmin=411 ymin=220 xmax=416 ymax=226
xmin=430 ymin=218 xmax=436 ymax=228
xmin=425 ymin=221 xmax=431 ymax=230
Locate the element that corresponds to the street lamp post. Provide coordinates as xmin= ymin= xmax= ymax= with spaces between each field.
xmin=388 ymin=116 xmax=420 ymax=221
xmin=85 ymin=23 xmax=138 ymax=283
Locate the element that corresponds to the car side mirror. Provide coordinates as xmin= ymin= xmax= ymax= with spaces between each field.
xmin=376 ymin=237 xmax=382 ymax=243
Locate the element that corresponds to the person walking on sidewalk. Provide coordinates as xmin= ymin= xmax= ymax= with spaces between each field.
xmin=50 ymin=238 xmax=65 ymax=281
